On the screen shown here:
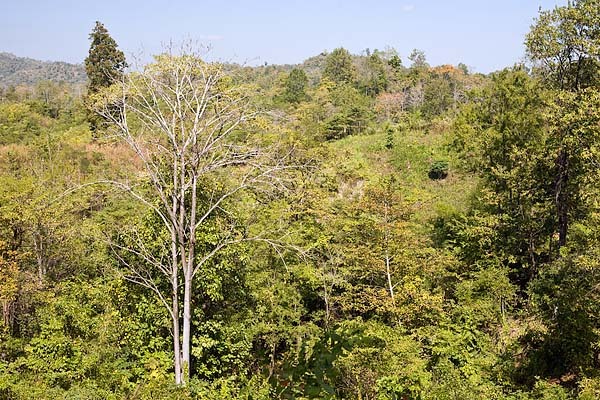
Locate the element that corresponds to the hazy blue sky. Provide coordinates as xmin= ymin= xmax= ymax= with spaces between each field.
xmin=2 ymin=0 xmax=567 ymax=73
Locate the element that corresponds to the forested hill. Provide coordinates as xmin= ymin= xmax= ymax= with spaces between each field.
xmin=2 ymin=2 xmax=600 ymax=398
xmin=0 ymin=52 xmax=86 ymax=86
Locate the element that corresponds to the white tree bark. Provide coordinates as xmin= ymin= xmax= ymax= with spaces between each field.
xmin=94 ymin=45 xmax=297 ymax=384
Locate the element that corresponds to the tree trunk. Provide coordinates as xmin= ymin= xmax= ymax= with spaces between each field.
xmin=383 ymin=202 xmax=395 ymax=302
xmin=385 ymin=251 xmax=395 ymax=302
xmin=33 ymin=233 xmax=46 ymax=283
xmin=172 ymin=279 xmax=182 ymax=385
xmin=182 ymin=272 xmax=192 ymax=382
xmin=323 ymin=278 xmax=330 ymax=327
xmin=555 ymin=148 xmax=569 ymax=248
xmin=182 ymin=175 xmax=198 ymax=382
xmin=171 ymin=224 xmax=183 ymax=385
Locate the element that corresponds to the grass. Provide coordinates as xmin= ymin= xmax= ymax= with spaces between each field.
xmin=324 ymin=121 xmax=478 ymax=227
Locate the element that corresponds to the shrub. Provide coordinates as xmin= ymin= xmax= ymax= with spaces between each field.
xmin=428 ymin=160 xmax=449 ymax=180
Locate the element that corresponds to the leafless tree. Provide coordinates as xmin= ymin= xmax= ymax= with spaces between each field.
xmin=93 ymin=45 xmax=298 ymax=385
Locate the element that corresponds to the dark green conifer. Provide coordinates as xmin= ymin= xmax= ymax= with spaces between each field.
xmin=84 ymin=21 xmax=127 ymax=135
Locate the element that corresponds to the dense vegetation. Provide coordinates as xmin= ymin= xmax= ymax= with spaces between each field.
xmin=1 ymin=1 xmax=600 ymax=398
xmin=0 ymin=52 xmax=86 ymax=87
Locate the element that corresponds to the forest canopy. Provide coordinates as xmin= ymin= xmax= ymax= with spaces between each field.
xmin=1 ymin=1 xmax=600 ymax=399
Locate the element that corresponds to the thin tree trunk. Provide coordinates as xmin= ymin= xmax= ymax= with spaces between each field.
xmin=555 ymin=148 xmax=569 ymax=248
xmin=268 ymin=343 xmax=276 ymax=379
xmin=323 ymin=279 xmax=330 ymax=327
xmin=172 ymin=277 xmax=182 ymax=385
xmin=385 ymin=251 xmax=394 ymax=302
xmin=383 ymin=202 xmax=395 ymax=302
xmin=181 ymin=172 xmax=197 ymax=382
xmin=182 ymin=273 xmax=192 ymax=381
xmin=2 ymin=301 xmax=11 ymax=330
xmin=33 ymin=233 xmax=45 ymax=283
xmin=171 ymin=176 xmax=183 ymax=385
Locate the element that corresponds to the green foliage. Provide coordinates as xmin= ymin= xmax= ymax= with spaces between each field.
xmin=524 ymin=252 xmax=600 ymax=379
xmin=388 ymin=54 xmax=402 ymax=72
xmin=422 ymin=66 xmax=464 ymax=118
xmin=333 ymin=320 xmax=430 ymax=399
xmin=1 ymin=279 xmax=138 ymax=398
xmin=84 ymin=21 xmax=127 ymax=95
xmin=526 ymin=0 xmax=600 ymax=91
xmin=452 ymin=67 xmax=557 ymax=285
xmin=0 ymin=102 xmax=46 ymax=144
xmin=578 ymin=377 xmax=600 ymax=400
xmin=84 ymin=21 xmax=127 ymax=134
xmin=428 ymin=160 xmax=449 ymax=180
xmin=323 ymin=48 xmax=356 ymax=85
xmin=526 ymin=0 xmax=600 ymax=248
xmin=0 ymin=52 xmax=86 ymax=87
xmin=362 ymin=53 xmax=389 ymax=96
xmin=283 ymin=68 xmax=309 ymax=103
xmin=2 ymin=5 xmax=600 ymax=397
xmin=323 ymin=84 xmax=371 ymax=140
xmin=385 ymin=124 xmax=394 ymax=149
xmin=409 ymin=49 xmax=428 ymax=70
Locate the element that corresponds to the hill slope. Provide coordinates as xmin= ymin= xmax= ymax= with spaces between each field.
xmin=0 ymin=52 xmax=87 ymax=86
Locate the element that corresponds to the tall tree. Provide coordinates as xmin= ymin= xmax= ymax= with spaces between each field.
xmin=388 ymin=54 xmax=402 ymax=72
xmin=526 ymin=0 xmax=600 ymax=92
xmin=323 ymin=48 xmax=356 ymax=85
xmin=283 ymin=68 xmax=309 ymax=103
xmin=453 ymin=68 xmax=554 ymax=282
xmin=408 ymin=49 xmax=428 ymax=70
xmin=526 ymin=0 xmax=600 ymax=247
xmin=362 ymin=53 xmax=388 ymax=96
xmin=94 ymin=49 xmax=296 ymax=385
xmin=84 ymin=21 xmax=127 ymax=135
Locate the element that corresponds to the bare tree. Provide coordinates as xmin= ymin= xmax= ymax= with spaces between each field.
xmin=93 ymin=46 xmax=297 ymax=385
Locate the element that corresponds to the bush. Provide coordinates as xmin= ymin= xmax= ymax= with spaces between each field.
xmin=428 ymin=160 xmax=449 ymax=180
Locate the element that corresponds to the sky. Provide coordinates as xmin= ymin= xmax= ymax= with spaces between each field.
xmin=2 ymin=0 xmax=568 ymax=73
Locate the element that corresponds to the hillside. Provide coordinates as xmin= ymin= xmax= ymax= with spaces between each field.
xmin=2 ymin=2 xmax=600 ymax=398
xmin=0 ymin=52 xmax=87 ymax=86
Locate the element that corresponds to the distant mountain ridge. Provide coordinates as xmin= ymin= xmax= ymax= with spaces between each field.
xmin=0 ymin=52 xmax=87 ymax=87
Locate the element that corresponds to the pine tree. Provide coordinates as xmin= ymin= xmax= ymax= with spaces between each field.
xmin=84 ymin=21 xmax=127 ymax=135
